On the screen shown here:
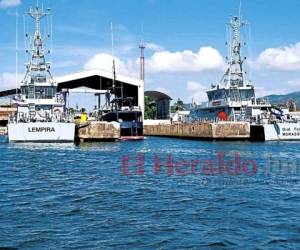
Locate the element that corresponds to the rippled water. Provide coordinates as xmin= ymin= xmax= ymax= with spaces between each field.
xmin=1 ymin=136 xmax=300 ymax=249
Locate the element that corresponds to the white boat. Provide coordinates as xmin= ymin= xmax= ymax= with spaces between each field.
xmin=8 ymin=4 xmax=75 ymax=143
xmin=251 ymin=123 xmax=300 ymax=141
xmin=250 ymin=109 xmax=300 ymax=141
xmin=8 ymin=122 xmax=75 ymax=142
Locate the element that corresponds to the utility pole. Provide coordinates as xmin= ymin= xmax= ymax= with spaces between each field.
xmin=139 ymin=43 xmax=145 ymax=81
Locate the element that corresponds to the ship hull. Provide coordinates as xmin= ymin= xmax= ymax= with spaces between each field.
xmin=251 ymin=123 xmax=300 ymax=141
xmin=120 ymin=121 xmax=143 ymax=137
xmin=102 ymin=110 xmax=144 ymax=140
xmin=8 ymin=122 xmax=75 ymax=142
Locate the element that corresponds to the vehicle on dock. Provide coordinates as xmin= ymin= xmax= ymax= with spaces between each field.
xmin=8 ymin=4 xmax=75 ymax=143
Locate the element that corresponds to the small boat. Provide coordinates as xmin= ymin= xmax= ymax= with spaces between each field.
xmin=101 ymin=97 xmax=144 ymax=140
xmin=98 ymin=42 xmax=144 ymax=140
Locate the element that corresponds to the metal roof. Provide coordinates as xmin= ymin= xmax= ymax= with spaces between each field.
xmin=0 ymin=88 xmax=20 ymax=98
xmin=55 ymin=69 xmax=143 ymax=108
xmin=55 ymin=69 xmax=143 ymax=89
xmin=145 ymin=90 xmax=172 ymax=100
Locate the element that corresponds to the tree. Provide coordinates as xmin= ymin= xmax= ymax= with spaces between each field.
xmin=144 ymin=96 xmax=157 ymax=119
xmin=171 ymin=98 xmax=185 ymax=113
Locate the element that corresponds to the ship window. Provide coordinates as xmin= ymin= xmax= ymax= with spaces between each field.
xmin=36 ymin=105 xmax=52 ymax=111
xmin=35 ymin=86 xmax=57 ymax=99
xmin=207 ymin=93 xmax=213 ymax=101
xmin=21 ymin=86 xmax=28 ymax=96
xmin=239 ymin=89 xmax=255 ymax=101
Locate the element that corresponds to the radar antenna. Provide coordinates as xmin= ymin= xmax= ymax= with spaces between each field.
xmin=139 ymin=24 xmax=146 ymax=82
xmin=225 ymin=15 xmax=247 ymax=89
xmin=22 ymin=2 xmax=53 ymax=99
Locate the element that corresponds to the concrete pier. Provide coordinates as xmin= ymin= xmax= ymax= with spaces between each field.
xmin=144 ymin=122 xmax=250 ymax=140
xmin=76 ymin=121 xmax=120 ymax=142
xmin=0 ymin=127 xmax=7 ymax=135
xmin=0 ymin=107 xmax=16 ymax=126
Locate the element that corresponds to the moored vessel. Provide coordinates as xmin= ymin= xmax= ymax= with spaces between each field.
xmin=187 ymin=12 xmax=300 ymax=141
xmin=250 ymin=107 xmax=300 ymax=141
xmin=189 ymin=15 xmax=271 ymax=123
xmin=100 ymin=96 xmax=144 ymax=140
xmin=8 ymin=4 xmax=75 ymax=143
xmin=98 ymin=48 xmax=144 ymax=140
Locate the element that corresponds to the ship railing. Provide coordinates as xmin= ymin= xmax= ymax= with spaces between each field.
xmin=9 ymin=112 xmax=74 ymax=124
xmin=251 ymin=98 xmax=270 ymax=106
xmin=188 ymin=114 xmax=252 ymax=124
xmin=197 ymin=100 xmax=229 ymax=108
xmin=189 ymin=116 xmax=238 ymax=124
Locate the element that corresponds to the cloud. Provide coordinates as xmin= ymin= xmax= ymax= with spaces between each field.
xmin=287 ymin=78 xmax=300 ymax=88
xmin=254 ymin=78 xmax=300 ymax=97
xmin=117 ymin=43 xmax=137 ymax=55
xmin=256 ymin=42 xmax=300 ymax=71
xmin=0 ymin=0 xmax=21 ymax=8
xmin=186 ymin=81 xmax=207 ymax=103
xmin=84 ymin=53 xmax=138 ymax=77
xmin=0 ymin=72 xmax=23 ymax=91
xmin=145 ymin=43 xmax=163 ymax=52
xmin=155 ymin=87 xmax=169 ymax=94
xmin=255 ymin=86 xmax=288 ymax=98
xmin=146 ymin=47 xmax=225 ymax=73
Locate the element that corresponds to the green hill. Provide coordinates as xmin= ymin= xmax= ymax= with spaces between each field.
xmin=264 ymin=91 xmax=300 ymax=105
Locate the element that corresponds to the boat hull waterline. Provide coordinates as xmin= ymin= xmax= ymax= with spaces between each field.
xmin=251 ymin=123 xmax=300 ymax=141
xmin=8 ymin=122 xmax=75 ymax=142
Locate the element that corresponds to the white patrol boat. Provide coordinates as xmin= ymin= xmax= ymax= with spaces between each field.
xmin=250 ymin=106 xmax=300 ymax=141
xmin=8 ymin=4 xmax=75 ymax=143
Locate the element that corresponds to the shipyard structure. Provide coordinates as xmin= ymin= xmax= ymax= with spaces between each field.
xmin=2 ymin=2 xmax=300 ymax=142
xmin=0 ymin=2 xmax=145 ymax=142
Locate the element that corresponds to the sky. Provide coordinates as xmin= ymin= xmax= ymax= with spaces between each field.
xmin=1 ymin=0 xmax=300 ymax=107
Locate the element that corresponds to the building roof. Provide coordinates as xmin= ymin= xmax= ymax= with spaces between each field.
xmin=0 ymin=88 xmax=20 ymax=98
xmin=0 ymin=69 xmax=143 ymax=100
xmin=145 ymin=90 xmax=172 ymax=101
xmin=55 ymin=69 xmax=143 ymax=107
xmin=55 ymin=69 xmax=143 ymax=90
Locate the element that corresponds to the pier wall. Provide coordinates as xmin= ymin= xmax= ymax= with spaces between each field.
xmin=0 ymin=127 xmax=7 ymax=135
xmin=77 ymin=121 xmax=120 ymax=142
xmin=0 ymin=107 xmax=16 ymax=126
xmin=144 ymin=122 xmax=250 ymax=140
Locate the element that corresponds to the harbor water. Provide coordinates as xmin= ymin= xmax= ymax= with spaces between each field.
xmin=1 ymin=136 xmax=300 ymax=249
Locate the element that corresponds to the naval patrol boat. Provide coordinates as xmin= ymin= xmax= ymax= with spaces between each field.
xmin=8 ymin=4 xmax=75 ymax=142
xmin=188 ymin=14 xmax=300 ymax=141
xmin=189 ymin=15 xmax=271 ymax=123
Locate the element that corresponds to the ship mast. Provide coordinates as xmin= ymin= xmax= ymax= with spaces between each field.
xmin=22 ymin=3 xmax=53 ymax=98
xmin=139 ymin=24 xmax=146 ymax=82
xmin=225 ymin=15 xmax=247 ymax=89
xmin=111 ymin=22 xmax=116 ymax=96
xmin=139 ymin=43 xmax=145 ymax=82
